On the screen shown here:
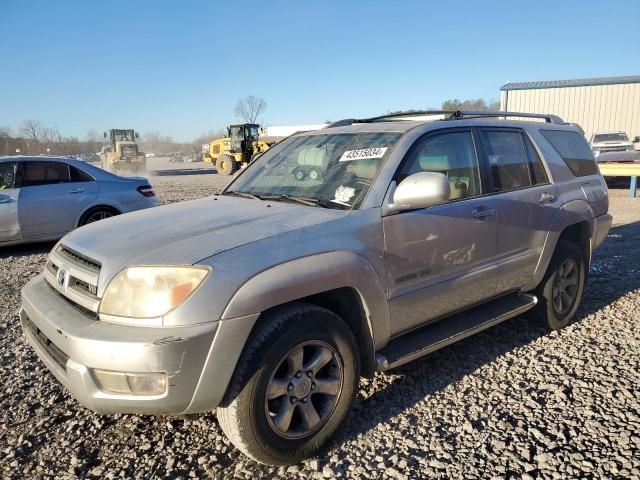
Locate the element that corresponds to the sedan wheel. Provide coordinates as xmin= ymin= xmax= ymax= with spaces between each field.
xmin=79 ymin=208 xmax=118 ymax=226
xmin=85 ymin=210 xmax=113 ymax=224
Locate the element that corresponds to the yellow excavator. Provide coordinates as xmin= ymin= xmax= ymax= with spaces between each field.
xmin=203 ymin=123 xmax=271 ymax=175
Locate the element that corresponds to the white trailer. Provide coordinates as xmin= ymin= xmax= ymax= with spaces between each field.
xmin=260 ymin=124 xmax=326 ymax=140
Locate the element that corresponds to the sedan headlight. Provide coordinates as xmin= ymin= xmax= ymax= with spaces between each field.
xmin=99 ymin=266 xmax=210 ymax=320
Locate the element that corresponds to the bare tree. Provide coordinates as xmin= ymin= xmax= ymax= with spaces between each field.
xmin=20 ymin=119 xmax=42 ymax=141
xmin=234 ymin=95 xmax=267 ymax=124
xmin=20 ymin=119 xmax=43 ymax=154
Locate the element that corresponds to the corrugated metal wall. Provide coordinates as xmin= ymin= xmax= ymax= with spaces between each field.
xmin=500 ymin=82 xmax=640 ymax=141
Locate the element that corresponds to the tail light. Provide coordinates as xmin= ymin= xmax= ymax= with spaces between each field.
xmin=136 ymin=185 xmax=155 ymax=197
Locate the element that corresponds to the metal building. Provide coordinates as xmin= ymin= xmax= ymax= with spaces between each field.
xmin=500 ymin=75 xmax=640 ymax=141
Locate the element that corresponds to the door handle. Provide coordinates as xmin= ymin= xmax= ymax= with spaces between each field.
xmin=69 ymin=188 xmax=85 ymax=194
xmin=471 ymin=207 xmax=496 ymax=219
xmin=538 ymin=192 xmax=556 ymax=205
xmin=0 ymin=197 xmax=12 ymax=204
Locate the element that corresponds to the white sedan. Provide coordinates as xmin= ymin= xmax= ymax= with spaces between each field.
xmin=0 ymin=156 xmax=158 ymax=246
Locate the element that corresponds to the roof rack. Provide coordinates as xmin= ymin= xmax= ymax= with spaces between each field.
xmin=448 ymin=110 xmax=566 ymax=124
xmin=325 ymin=110 xmax=566 ymax=128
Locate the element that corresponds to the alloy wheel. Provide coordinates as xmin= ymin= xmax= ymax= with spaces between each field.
xmin=265 ymin=341 xmax=343 ymax=439
xmin=85 ymin=211 xmax=113 ymax=224
xmin=552 ymin=258 xmax=579 ymax=315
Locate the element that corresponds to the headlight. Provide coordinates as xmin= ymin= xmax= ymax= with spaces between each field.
xmin=99 ymin=266 xmax=209 ymax=320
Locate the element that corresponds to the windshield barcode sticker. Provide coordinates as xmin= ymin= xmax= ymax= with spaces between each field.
xmin=339 ymin=147 xmax=388 ymax=162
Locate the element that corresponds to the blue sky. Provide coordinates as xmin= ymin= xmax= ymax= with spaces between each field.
xmin=1 ymin=0 xmax=638 ymax=142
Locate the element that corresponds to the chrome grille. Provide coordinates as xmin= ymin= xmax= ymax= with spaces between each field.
xmin=58 ymin=246 xmax=101 ymax=272
xmin=45 ymin=261 xmax=59 ymax=275
xmin=599 ymin=146 xmax=630 ymax=153
xmin=44 ymin=244 xmax=101 ymax=314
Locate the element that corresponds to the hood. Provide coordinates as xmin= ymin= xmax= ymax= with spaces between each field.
xmin=61 ymin=196 xmax=348 ymax=290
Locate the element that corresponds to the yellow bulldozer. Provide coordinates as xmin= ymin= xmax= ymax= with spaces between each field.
xmin=203 ymin=123 xmax=271 ymax=175
xmin=100 ymin=129 xmax=146 ymax=175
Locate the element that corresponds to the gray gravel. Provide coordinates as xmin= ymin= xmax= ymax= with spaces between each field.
xmin=1 ymin=161 xmax=639 ymax=478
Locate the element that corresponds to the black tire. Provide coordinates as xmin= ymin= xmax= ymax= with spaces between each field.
xmin=216 ymin=154 xmax=238 ymax=176
xmin=78 ymin=206 xmax=119 ymax=226
xmin=217 ymin=303 xmax=360 ymax=465
xmin=529 ymin=240 xmax=586 ymax=330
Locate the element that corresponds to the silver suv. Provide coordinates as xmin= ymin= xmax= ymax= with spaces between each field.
xmin=21 ymin=111 xmax=612 ymax=465
xmin=590 ymin=131 xmax=635 ymax=155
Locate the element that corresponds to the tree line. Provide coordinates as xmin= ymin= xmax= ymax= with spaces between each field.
xmin=0 ymin=120 xmax=198 ymax=157
xmin=388 ymin=98 xmax=501 ymax=115
xmin=0 ymin=120 xmax=97 ymax=157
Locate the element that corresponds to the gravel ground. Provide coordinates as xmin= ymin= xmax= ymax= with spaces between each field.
xmin=1 ymin=160 xmax=639 ymax=479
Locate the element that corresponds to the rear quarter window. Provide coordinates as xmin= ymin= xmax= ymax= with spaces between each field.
xmin=70 ymin=165 xmax=94 ymax=182
xmin=540 ymin=130 xmax=599 ymax=177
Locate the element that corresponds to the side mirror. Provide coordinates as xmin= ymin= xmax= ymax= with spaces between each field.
xmin=103 ymin=132 xmax=107 ymax=138
xmin=390 ymin=172 xmax=450 ymax=213
xmin=135 ymin=132 xmax=140 ymax=139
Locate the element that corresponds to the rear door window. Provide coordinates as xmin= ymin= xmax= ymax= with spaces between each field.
xmin=22 ymin=161 xmax=71 ymax=186
xmin=479 ymin=129 xmax=532 ymax=192
xmin=540 ymin=130 xmax=599 ymax=177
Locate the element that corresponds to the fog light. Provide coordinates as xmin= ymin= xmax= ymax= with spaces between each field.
xmin=93 ymin=369 xmax=167 ymax=395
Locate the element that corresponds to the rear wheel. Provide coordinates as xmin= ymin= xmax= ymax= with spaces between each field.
xmin=217 ymin=303 xmax=359 ymax=465
xmin=79 ymin=207 xmax=119 ymax=226
xmin=216 ymin=154 xmax=238 ymax=176
xmin=530 ymin=240 xmax=586 ymax=330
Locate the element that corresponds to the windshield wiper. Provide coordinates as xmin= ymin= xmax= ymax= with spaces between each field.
xmin=257 ymin=194 xmax=321 ymax=207
xmin=258 ymin=194 xmax=349 ymax=209
xmin=221 ymin=190 xmax=261 ymax=200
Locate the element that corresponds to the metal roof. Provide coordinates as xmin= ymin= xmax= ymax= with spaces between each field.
xmin=501 ymin=75 xmax=640 ymax=91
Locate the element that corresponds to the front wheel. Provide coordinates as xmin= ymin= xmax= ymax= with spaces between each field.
xmin=217 ymin=303 xmax=360 ymax=465
xmin=529 ymin=240 xmax=586 ymax=330
xmin=216 ymin=154 xmax=238 ymax=176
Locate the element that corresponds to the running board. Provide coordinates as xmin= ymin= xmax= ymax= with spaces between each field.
xmin=376 ymin=293 xmax=537 ymax=372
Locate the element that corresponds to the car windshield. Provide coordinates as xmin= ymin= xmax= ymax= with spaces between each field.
xmin=226 ymin=132 xmax=401 ymax=209
xmin=593 ymin=133 xmax=628 ymax=142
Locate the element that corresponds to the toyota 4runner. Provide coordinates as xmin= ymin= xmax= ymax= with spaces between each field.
xmin=21 ymin=110 xmax=612 ymax=465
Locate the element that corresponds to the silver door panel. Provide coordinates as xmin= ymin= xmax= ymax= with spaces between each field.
xmin=383 ymin=199 xmax=498 ymax=336
xmin=492 ymin=185 xmax=559 ymax=293
xmin=0 ymin=189 xmax=21 ymax=242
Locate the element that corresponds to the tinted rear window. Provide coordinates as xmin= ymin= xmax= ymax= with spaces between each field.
xmin=70 ymin=165 xmax=94 ymax=182
xmin=22 ymin=161 xmax=71 ymax=186
xmin=540 ymin=130 xmax=599 ymax=177
xmin=479 ymin=130 xmax=532 ymax=191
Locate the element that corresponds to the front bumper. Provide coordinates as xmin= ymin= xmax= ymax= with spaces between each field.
xmin=21 ymin=275 xmax=257 ymax=415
